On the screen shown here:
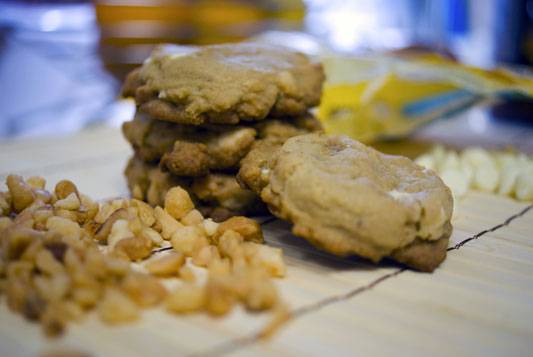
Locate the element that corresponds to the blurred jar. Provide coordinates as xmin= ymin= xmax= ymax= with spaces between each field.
xmin=94 ymin=0 xmax=305 ymax=80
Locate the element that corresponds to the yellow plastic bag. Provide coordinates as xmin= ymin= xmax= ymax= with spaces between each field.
xmin=318 ymin=53 xmax=533 ymax=143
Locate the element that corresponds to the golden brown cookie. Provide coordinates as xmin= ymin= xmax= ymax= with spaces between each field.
xmin=238 ymin=134 xmax=454 ymax=272
xmin=122 ymin=43 xmax=325 ymax=125
xmin=122 ymin=111 xmax=322 ymax=176
xmin=124 ymin=156 xmax=266 ymax=221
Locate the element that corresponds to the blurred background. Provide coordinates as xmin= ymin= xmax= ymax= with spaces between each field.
xmin=0 ymin=0 xmax=532 ymax=148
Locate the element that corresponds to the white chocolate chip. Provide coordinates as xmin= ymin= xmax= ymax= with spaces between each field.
xmin=414 ymin=154 xmax=436 ymax=171
xmin=515 ymin=165 xmax=533 ymax=201
xmin=440 ymin=168 xmax=469 ymax=199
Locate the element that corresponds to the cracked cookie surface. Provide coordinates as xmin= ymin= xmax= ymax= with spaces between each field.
xmin=238 ymin=134 xmax=454 ymax=271
xmin=122 ymin=43 xmax=325 ymax=125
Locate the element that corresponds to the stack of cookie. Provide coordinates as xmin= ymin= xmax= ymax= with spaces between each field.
xmin=121 ymin=43 xmax=325 ymax=221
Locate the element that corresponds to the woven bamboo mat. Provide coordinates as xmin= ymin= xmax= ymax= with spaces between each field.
xmin=0 ymin=127 xmax=532 ymax=357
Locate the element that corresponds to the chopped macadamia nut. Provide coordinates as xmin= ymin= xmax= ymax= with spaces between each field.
xmin=0 ymin=217 xmax=13 ymax=231
xmin=180 ymin=209 xmax=204 ymax=226
xmin=131 ymin=199 xmax=156 ymax=226
xmin=98 ymin=288 xmax=140 ymax=324
xmin=115 ymin=235 xmax=153 ymax=261
xmin=54 ymin=180 xmax=79 ymax=200
xmin=34 ymin=273 xmax=70 ymax=302
xmin=107 ymin=219 xmax=134 ymax=249
xmin=217 ymin=230 xmax=244 ymax=260
xmin=94 ymin=208 xmax=130 ymax=242
xmin=165 ymin=284 xmax=205 ymax=313
xmin=121 ymin=272 xmax=167 ymax=307
xmin=178 ymin=265 xmax=196 ymax=283
xmin=145 ymin=252 xmax=185 ymax=276
xmin=244 ymin=277 xmax=278 ymax=311
xmin=202 ymin=218 xmax=219 ymax=237
xmin=46 ymin=216 xmax=81 ymax=241
xmin=26 ymin=176 xmax=46 ymax=190
xmin=94 ymin=200 xmax=127 ymax=224
xmin=205 ymin=276 xmax=237 ymax=316
xmin=0 ymin=175 xmax=285 ymax=338
xmin=215 ymin=217 xmax=263 ymax=244
xmin=54 ymin=193 xmax=81 ymax=210
xmin=0 ymin=192 xmax=11 ymax=215
xmin=141 ymin=227 xmax=164 ymax=245
xmin=164 ymin=187 xmax=194 ymax=219
xmin=7 ymin=175 xmax=36 ymax=213
xmin=193 ymin=245 xmax=220 ymax=267
xmin=154 ymin=206 xmax=183 ymax=239
xmin=243 ymin=242 xmax=286 ymax=278
xmin=171 ymin=226 xmax=208 ymax=256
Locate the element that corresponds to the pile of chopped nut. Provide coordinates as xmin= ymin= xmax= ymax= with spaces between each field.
xmin=0 ymin=175 xmax=287 ymax=337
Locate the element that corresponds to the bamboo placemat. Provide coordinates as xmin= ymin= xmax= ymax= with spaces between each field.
xmin=0 ymin=127 xmax=532 ymax=357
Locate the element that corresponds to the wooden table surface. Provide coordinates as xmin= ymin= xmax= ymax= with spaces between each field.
xmin=1 ymin=127 xmax=532 ymax=357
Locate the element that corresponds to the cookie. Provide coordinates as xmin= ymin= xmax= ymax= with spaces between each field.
xmin=238 ymin=134 xmax=454 ymax=271
xmin=124 ymin=156 xmax=266 ymax=221
xmin=122 ymin=111 xmax=322 ymax=176
xmin=122 ymin=43 xmax=325 ymax=125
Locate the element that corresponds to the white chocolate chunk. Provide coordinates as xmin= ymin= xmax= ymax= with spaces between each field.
xmin=515 ymin=165 xmax=533 ymax=201
xmin=498 ymin=159 xmax=521 ymax=196
xmin=414 ymin=154 xmax=435 ymax=171
xmin=440 ymin=168 xmax=469 ymax=199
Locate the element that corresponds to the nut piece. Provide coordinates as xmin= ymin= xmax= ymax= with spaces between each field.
xmin=154 ymin=206 xmax=183 ymax=239
xmin=94 ymin=208 xmax=130 ymax=242
xmin=131 ymin=199 xmax=155 ymax=226
xmin=26 ymin=176 xmax=46 ymax=190
xmin=164 ymin=187 xmax=194 ymax=220
xmin=7 ymin=175 xmax=36 ymax=213
xmin=178 ymin=265 xmax=196 ymax=283
xmin=214 ymin=216 xmax=263 ymax=244
xmin=46 ymin=216 xmax=81 ymax=241
xmin=202 ymin=218 xmax=219 ymax=237
xmin=115 ymin=234 xmax=153 ymax=261
xmin=35 ymin=249 xmax=64 ymax=275
xmin=144 ymin=252 xmax=185 ymax=276
xmin=165 ymin=284 xmax=205 ymax=313
xmin=0 ymin=192 xmax=11 ymax=216
xmin=94 ymin=199 xmax=128 ymax=224
xmin=193 ymin=245 xmax=220 ymax=267
xmin=171 ymin=226 xmax=208 ymax=256
xmin=140 ymin=227 xmax=164 ymax=245
xmin=0 ymin=216 xmax=12 ymax=231
xmin=54 ymin=193 xmax=81 ymax=211
xmin=180 ymin=209 xmax=204 ymax=226
xmin=54 ymin=180 xmax=80 ymax=200
xmin=217 ymin=230 xmax=244 ymax=260
xmin=34 ymin=273 xmax=70 ymax=302
xmin=205 ymin=276 xmax=237 ymax=316
xmin=98 ymin=288 xmax=140 ymax=324
xmin=0 ymin=173 xmax=281 ymax=337
xmin=121 ymin=272 xmax=167 ymax=307
xmin=244 ymin=277 xmax=278 ymax=311
xmin=243 ymin=242 xmax=286 ymax=277
xmin=107 ymin=219 xmax=134 ymax=248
